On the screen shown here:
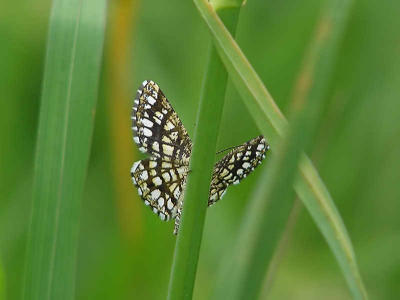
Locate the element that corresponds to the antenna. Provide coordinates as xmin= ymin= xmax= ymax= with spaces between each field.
xmin=216 ymin=145 xmax=240 ymax=155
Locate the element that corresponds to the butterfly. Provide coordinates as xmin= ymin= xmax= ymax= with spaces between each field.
xmin=130 ymin=80 xmax=269 ymax=234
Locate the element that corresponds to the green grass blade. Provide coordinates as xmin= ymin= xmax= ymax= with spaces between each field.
xmin=213 ymin=1 xmax=356 ymax=297
xmin=0 ymin=259 xmax=5 ymax=300
xmin=167 ymin=4 xmax=242 ymax=300
xmin=193 ymin=0 xmax=367 ymax=298
xmin=23 ymin=1 xmax=106 ymax=299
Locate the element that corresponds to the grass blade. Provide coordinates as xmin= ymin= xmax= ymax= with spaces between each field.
xmin=193 ymin=0 xmax=368 ymax=298
xmin=213 ymin=1 xmax=355 ymax=297
xmin=23 ymin=0 xmax=106 ymax=299
xmin=167 ymin=3 xmax=243 ymax=299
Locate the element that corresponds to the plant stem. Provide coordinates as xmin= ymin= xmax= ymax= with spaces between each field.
xmin=167 ymin=3 xmax=242 ymax=300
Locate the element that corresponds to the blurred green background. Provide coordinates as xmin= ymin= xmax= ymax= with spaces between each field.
xmin=1 ymin=0 xmax=400 ymax=299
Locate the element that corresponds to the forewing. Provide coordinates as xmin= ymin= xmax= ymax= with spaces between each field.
xmin=208 ymin=135 xmax=269 ymax=206
xmin=132 ymin=80 xmax=192 ymax=162
xmin=131 ymin=157 xmax=188 ymax=221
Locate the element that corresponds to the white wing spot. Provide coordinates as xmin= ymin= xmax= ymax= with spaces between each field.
xmin=210 ymin=193 xmax=217 ymax=201
xmin=170 ymin=170 xmax=178 ymax=181
xmin=220 ymin=169 xmax=229 ymax=177
xmin=142 ymin=118 xmax=154 ymax=128
xmin=224 ymin=173 xmax=233 ymax=180
xmin=140 ymin=170 xmax=149 ymax=181
xmin=162 ymin=144 xmax=174 ymax=156
xmin=167 ymin=199 xmax=174 ymax=210
xmin=150 ymin=189 xmax=161 ymax=200
xmin=174 ymin=188 xmax=181 ymax=199
xmin=165 ymin=121 xmax=175 ymax=130
xmin=162 ymin=162 xmax=172 ymax=168
xmin=152 ymin=141 xmax=160 ymax=152
xmin=147 ymin=96 xmax=156 ymax=105
xmin=162 ymin=172 xmax=171 ymax=182
xmin=162 ymin=135 xmax=172 ymax=143
xmin=143 ymin=128 xmax=152 ymax=137
xmin=242 ymin=162 xmax=251 ymax=169
xmin=132 ymin=161 xmax=140 ymax=173
xmin=153 ymin=177 xmax=162 ymax=186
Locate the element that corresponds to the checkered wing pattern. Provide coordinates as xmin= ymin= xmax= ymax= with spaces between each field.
xmin=173 ymin=136 xmax=269 ymax=234
xmin=131 ymin=80 xmax=269 ymax=234
xmin=131 ymin=80 xmax=191 ymax=223
xmin=131 ymin=158 xmax=188 ymax=221
xmin=208 ymin=135 xmax=268 ymax=206
xmin=132 ymin=80 xmax=192 ymax=163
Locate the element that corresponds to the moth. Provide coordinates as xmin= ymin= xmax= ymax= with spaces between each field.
xmin=130 ymin=80 xmax=269 ymax=234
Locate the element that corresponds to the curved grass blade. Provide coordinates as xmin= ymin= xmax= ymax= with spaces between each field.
xmin=23 ymin=0 xmax=107 ymax=299
xmin=193 ymin=0 xmax=368 ymax=298
xmin=214 ymin=0 xmax=361 ymax=298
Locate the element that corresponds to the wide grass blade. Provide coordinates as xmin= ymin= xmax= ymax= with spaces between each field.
xmin=167 ymin=3 xmax=243 ymax=300
xmin=23 ymin=1 xmax=106 ymax=299
xmin=193 ymin=0 xmax=368 ymax=298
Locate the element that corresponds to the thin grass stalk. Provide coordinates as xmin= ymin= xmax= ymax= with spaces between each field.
xmin=23 ymin=0 xmax=106 ymax=299
xmin=193 ymin=0 xmax=367 ymax=298
xmin=167 ymin=2 xmax=243 ymax=299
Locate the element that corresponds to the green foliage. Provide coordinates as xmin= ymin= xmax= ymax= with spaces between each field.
xmin=1 ymin=0 xmax=399 ymax=299
xmin=194 ymin=0 xmax=367 ymax=298
xmin=22 ymin=0 xmax=106 ymax=299
xmin=167 ymin=6 xmax=241 ymax=300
